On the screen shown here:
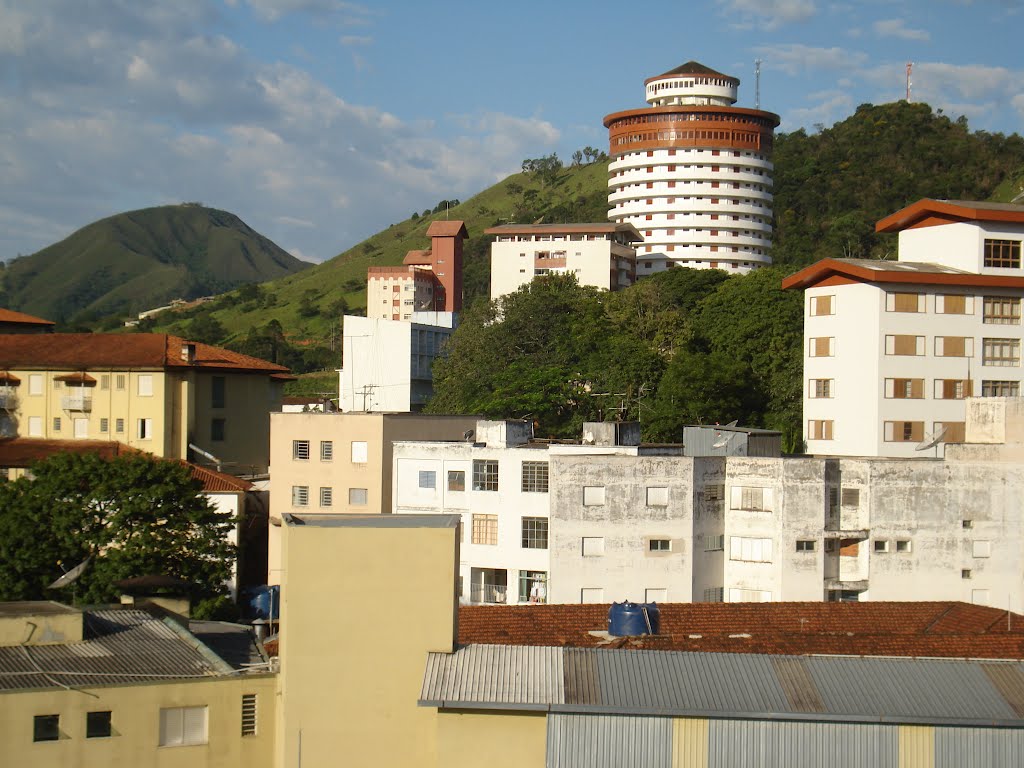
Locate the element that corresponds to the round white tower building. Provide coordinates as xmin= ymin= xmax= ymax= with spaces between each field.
xmin=604 ymin=61 xmax=780 ymax=275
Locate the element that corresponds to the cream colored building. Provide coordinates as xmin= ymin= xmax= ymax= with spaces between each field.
xmin=365 ymin=265 xmax=437 ymax=321
xmin=784 ymin=199 xmax=1024 ymax=458
xmin=0 ymin=601 xmax=275 ymax=768
xmin=266 ymin=411 xmax=476 ymax=584
xmin=0 ymin=333 xmax=289 ymax=474
xmin=485 ymin=222 xmax=639 ymax=301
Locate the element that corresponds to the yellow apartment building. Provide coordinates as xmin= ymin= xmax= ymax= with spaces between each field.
xmin=266 ymin=411 xmax=475 ymax=583
xmin=0 ymin=333 xmax=290 ymax=474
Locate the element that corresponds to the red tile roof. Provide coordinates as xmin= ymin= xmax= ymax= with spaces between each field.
xmin=0 ymin=308 xmax=55 ymax=326
xmin=876 ymin=198 xmax=1024 ymax=233
xmin=426 ymin=220 xmax=467 ymax=238
xmin=0 ymin=334 xmax=288 ymax=374
xmin=180 ymin=462 xmax=253 ymax=492
xmin=458 ymin=602 xmax=1024 ymax=660
xmin=403 ymin=249 xmax=432 ymax=266
xmin=781 ymin=257 xmax=1024 ymax=292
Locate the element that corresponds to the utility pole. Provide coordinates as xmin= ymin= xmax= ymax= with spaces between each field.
xmin=754 ymin=59 xmax=762 ymax=110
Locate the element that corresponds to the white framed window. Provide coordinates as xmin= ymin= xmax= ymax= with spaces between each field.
xmin=53 ymin=417 xmax=61 ymax=432
xmin=885 ymin=335 xmax=925 ymax=356
xmin=809 ymin=295 xmax=834 ymax=316
xmin=137 ymin=374 xmax=153 ymax=397
xmin=983 ymin=338 xmax=1020 ymax=367
xmin=874 ymin=539 xmax=890 ymax=553
xmin=936 ymin=294 xmax=972 ymax=315
xmin=885 ymin=378 xmax=924 ymax=399
xmin=646 ymin=487 xmax=669 ymax=506
xmin=521 ymin=461 xmax=549 ymax=493
xmin=137 ymin=418 xmax=152 ymax=440
xmin=648 ymin=538 xmax=671 ymax=552
xmin=809 ymin=378 xmax=833 ymax=398
xmin=582 ymin=486 xmax=606 ymax=506
xmin=796 ymin=540 xmax=816 ymax=552
xmin=100 ymin=418 xmax=109 ymax=433
xmin=349 ymin=487 xmax=368 ymax=506
xmin=291 ymin=486 xmax=309 ymax=506
xmin=704 ymin=534 xmax=724 ymax=551
xmin=895 ymin=539 xmax=912 ymax=553
xmin=351 ymin=441 xmax=368 ymax=463
xmin=808 ymin=337 xmax=834 ymax=357
xmin=703 ymin=587 xmax=724 ymax=602
xmin=582 ymin=537 xmax=605 ymax=556
xmin=886 ymin=292 xmax=925 ymax=312
xmin=292 ymin=440 xmax=310 ymax=460
xmin=729 ymin=536 xmax=773 ymax=562
xmin=320 ymin=441 xmax=333 ymax=461
xmin=730 ymin=486 xmax=772 ymax=511
xmin=471 ymin=514 xmax=498 ymax=545
xmin=319 ymin=487 xmax=333 ymax=507
xmin=158 ymin=706 xmax=207 ymax=747
xmin=28 ymin=374 xmax=42 ymax=396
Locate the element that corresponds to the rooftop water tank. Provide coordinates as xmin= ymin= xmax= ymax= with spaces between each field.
xmin=608 ymin=601 xmax=660 ymax=637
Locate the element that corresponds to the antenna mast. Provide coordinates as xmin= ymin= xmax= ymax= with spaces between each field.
xmin=906 ymin=62 xmax=913 ymax=102
xmin=754 ymin=59 xmax=762 ymax=110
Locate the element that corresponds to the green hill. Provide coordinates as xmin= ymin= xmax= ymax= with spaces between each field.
xmin=0 ymin=204 xmax=311 ymax=324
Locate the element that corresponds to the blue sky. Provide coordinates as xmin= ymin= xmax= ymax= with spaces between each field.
xmin=1 ymin=0 xmax=1022 ymax=265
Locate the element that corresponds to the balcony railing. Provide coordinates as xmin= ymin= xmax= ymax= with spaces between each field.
xmin=470 ymin=583 xmax=508 ymax=605
xmin=61 ymin=394 xmax=93 ymax=412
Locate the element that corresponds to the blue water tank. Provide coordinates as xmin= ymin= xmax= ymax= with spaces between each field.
xmin=243 ymin=585 xmax=280 ymax=620
xmin=608 ymin=601 xmax=660 ymax=636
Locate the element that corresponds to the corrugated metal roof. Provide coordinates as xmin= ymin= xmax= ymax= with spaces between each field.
xmin=0 ymin=610 xmax=242 ymax=691
xmin=419 ymin=645 xmax=1024 ymax=727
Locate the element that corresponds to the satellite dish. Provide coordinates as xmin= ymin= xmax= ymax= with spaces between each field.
xmin=48 ymin=557 xmax=91 ymax=589
xmin=712 ymin=431 xmax=736 ymax=450
xmin=724 ymin=420 xmax=739 ymax=428
xmin=463 ymin=429 xmax=475 ymax=441
xmin=915 ymin=426 xmax=948 ymax=451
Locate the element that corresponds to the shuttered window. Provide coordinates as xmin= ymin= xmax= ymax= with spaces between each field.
xmin=935 ymin=336 xmax=972 ymax=357
xmin=884 ymin=378 xmax=924 ymax=398
xmin=885 ymin=335 xmax=925 ymax=356
xmin=159 ymin=706 xmax=207 ymax=747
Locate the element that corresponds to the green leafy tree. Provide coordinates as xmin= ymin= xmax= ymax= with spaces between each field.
xmin=0 ymin=453 xmax=235 ymax=606
xmin=187 ymin=312 xmax=227 ymax=345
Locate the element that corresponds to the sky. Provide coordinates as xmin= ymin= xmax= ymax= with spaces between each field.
xmin=2 ymin=0 xmax=1023 ymax=265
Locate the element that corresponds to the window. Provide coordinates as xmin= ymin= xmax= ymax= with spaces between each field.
xmin=519 ymin=571 xmax=547 ymax=604
xmin=646 ymin=486 xmax=669 ymax=506
xmin=320 ymin=440 xmax=333 ymax=460
xmin=729 ymin=536 xmax=772 ymax=562
xmin=885 ymin=335 xmax=925 ymax=355
xmin=649 ymin=538 xmax=671 ymax=552
xmin=351 ymin=441 xmax=368 ymax=463
xmin=211 ymin=376 xmax=225 ymax=408
xmin=521 ymin=517 xmax=548 ymax=549
xmin=809 ymin=337 xmax=834 ymax=357
xmin=241 ymin=694 xmax=257 ymax=737
xmin=472 ymin=459 xmax=498 ymax=491
xmin=982 ymin=380 xmax=1020 ymax=396
xmin=963 ymin=519 xmax=974 ymax=529
xmin=137 ymin=374 xmax=153 ymax=397
xmin=87 ymin=711 xmax=112 ymax=739
xmin=115 ymin=374 xmax=126 ymax=390
xmin=582 ymin=537 xmax=604 ymax=556
xmin=580 ymin=587 xmax=604 ymax=603
xmin=291 ymin=486 xmax=309 ymax=506
xmin=704 ymin=484 xmax=725 ymax=502
xmin=886 ymin=292 xmax=924 ymax=312
xmin=100 ymin=418 xmax=109 ymax=433
xmin=983 ymin=338 xmax=1020 ymax=366
xmin=731 ymin=486 xmax=772 ymax=511
xmin=842 ymin=488 xmax=860 ymax=507
xmin=319 ymin=487 xmax=333 ymax=507
xmin=292 ymin=440 xmax=310 ymax=460
xmin=348 ymin=488 xmax=368 ymax=505
xmin=211 ymin=418 xmax=225 ymax=442
xmin=703 ymin=587 xmax=724 ymax=602
xmin=521 ymin=461 xmax=549 ymax=493
xmin=984 ymin=238 xmax=1021 ymax=268
xmin=418 ymin=470 xmax=436 ymax=489
xmin=729 ymin=588 xmax=772 ymax=602
xmin=895 ymin=540 xmax=912 ymax=553
xmin=884 ymin=421 xmax=924 ymax=442
xmin=100 ymin=374 xmax=110 ymax=390
xmin=159 ymin=706 xmax=208 ymax=747
xmin=582 ymin=485 xmax=606 ymax=506
xmin=885 ymin=378 xmax=924 ymax=399
xmin=873 ymin=540 xmax=889 ymax=553
xmin=33 ymin=714 xmax=59 ymax=742
xmin=983 ymin=296 xmax=1021 ymax=324
xmin=28 ymin=374 xmax=42 ymax=396
xmin=934 ymin=336 xmax=972 ymax=357
xmin=809 ymin=379 xmax=833 ymax=398
xmin=807 ymin=420 xmax=833 ymax=440
xmin=471 ymin=514 xmax=498 ymax=545
xmin=809 ymin=295 xmax=834 ymax=316
xmin=704 ymin=534 xmax=724 ymax=551
xmin=114 ymin=418 xmax=125 ymax=434
xmin=53 ymin=417 xmax=61 ymax=432
xmin=447 ymin=470 xmax=465 ymax=492
xmin=796 ymin=540 xmax=817 ymax=552
xmin=962 ymin=569 xmax=973 ymax=579
xmin=137 ymin=418 xmax=152 ymax=440
xmin=937 ymin=294 xmax=970 ymax=314
xmin=973 ymin=540 xmax=991 ymax=558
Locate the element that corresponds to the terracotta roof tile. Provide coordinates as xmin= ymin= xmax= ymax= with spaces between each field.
xmin=0 ymin=308 xmax=55 ymax=326
xmin=425 ymin=220 xmax=467 ymax=238
xmin=458 ymin=602 xmax=1024 ymax=660
xmin=403 ymin=249 xmax=432 ymax=265
xmin=0 ymin=334 xmax=288 ymax=374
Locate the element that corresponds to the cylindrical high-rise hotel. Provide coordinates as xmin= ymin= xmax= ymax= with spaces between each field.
xmin=604 ymin=61 xmax=780 ymax=275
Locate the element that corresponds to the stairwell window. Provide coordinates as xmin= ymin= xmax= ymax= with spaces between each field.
xmin=984 ymin=239 xmax=1021 ymax=268
xmin=982 ymin=380 xmax=1020 ymax=396
xmin=984 ymin=296 xmax=1021 ymax=324
xmin=983 ymin=338 xmax=1020 ymax=367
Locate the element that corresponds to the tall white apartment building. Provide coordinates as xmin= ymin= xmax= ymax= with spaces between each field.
xmin=603 ymin=61 xmax=780 ymax=275
xmin=485 ymin=223 xmax=639 ymax=301
xmin=784 ymin=199 xmax=1024 ymax=458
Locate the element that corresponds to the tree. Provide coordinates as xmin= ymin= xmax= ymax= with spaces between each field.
xmin=0 ymin=453 xmax=235 ymax=609
xmin=187 ymin=312 xmax=227 ymax=345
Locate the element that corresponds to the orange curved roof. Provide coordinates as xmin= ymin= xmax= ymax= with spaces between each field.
xmin=876 ymin=199 xmax=1024 ymax=233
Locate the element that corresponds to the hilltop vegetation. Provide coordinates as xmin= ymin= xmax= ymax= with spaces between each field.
xmin=0 ymin=204 xmax=309 ymax=325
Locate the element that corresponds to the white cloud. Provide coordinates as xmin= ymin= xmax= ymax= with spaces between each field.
xmin=755 ymin=44 xmax=866 ymax=75
xmin=873 ymin=18 xmax=929 ymax=41
xmin=781 ymin=89 xmax=855 ymax=131
xmin=718 ymin=0 xmax=817 ymax=29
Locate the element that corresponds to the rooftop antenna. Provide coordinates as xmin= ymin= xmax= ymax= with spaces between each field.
xmin=754 ymin=59 xmax=762 ymax=110
xmin=906 ymin=62 xmax=913 ymax=102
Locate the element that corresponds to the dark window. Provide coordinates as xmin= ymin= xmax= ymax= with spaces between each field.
xmin=984 ymin=239 xmax=1021 ymax=268
xmin=649 ymin=539 xmax=671 ymax=552
xmin=211 ymin=418 xmax=226 ymax=442
xmin=212 ymin=376 xmax=226 ymax=409
xmin=34 ymin=714 xmax=59 ymax=742
xmin=521 ymin=517 xmax=548 ymax=549
xmin=472 ymin=460 xmax=498 ymax=491
xmin=87 ymin=711 xmax=112 ymax=738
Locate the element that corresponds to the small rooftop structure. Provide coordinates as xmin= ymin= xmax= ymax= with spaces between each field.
xmin=683 ymin=424 xmax=782 ymax=457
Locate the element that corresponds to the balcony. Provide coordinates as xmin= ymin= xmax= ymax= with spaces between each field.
xmin=469 ymin=583 xmax=508 ymax=605
xmin=61 ymin=393 xmax=93 ymax=412
xmin=0 ymin=388 xmax=17 ymax=410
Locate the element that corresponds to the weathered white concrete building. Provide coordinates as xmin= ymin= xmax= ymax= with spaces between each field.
xmin=784 ymin=199 xmax=1024 ymax=457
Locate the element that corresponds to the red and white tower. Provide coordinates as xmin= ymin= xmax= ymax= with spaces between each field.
xmin=604 ymin=61 xmax=780 ymax=275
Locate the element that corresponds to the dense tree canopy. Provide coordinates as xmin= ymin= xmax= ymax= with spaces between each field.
xmin=0 ymin=453 xmax=235 ymax=612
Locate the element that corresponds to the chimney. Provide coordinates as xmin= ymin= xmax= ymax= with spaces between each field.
xmin=181 ymin=343 xmax=196 ymax=363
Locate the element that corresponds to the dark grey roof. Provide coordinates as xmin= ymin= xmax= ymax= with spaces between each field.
xmin=0 ymin=609 xmax=247 ymax=692
xmin=189 ymin=620 xmax=267 ymax=670
xmin=284 ymin=513 xmax=461 ymax=529
xmin=420 ymin=645 xmax=1024 ymax=727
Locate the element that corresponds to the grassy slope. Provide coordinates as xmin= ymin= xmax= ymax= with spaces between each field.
xmin=2 ymin=205 xmax=310 ymax=322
